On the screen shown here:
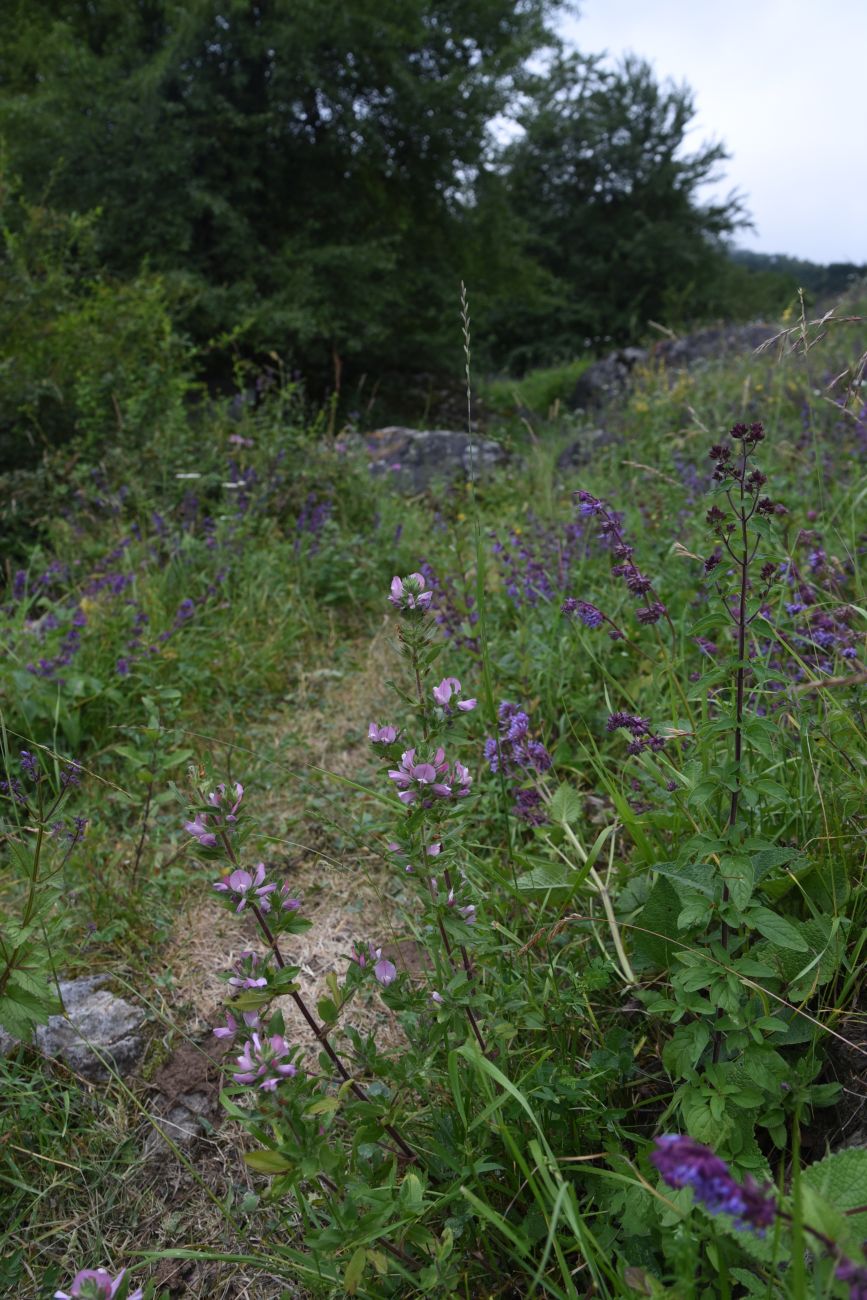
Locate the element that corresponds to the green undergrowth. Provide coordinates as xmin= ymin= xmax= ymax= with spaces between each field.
xmin=2 ymin=298 xmax=867 ymax=1298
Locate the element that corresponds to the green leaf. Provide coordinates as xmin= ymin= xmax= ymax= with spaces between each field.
xmin=243 ymin=1149 xmax=293 ymax=1174
xmin=548 ymin=783 xmax=583 ymax=825
xmin=747 ymin=908 xmax=808 ymax=951
xmin=343 ymin=1246 xmax=367 ymax=1295
xmin=515 ymin=862 xmax=573 ymax=891
xmin=317 ymin=997 xmax=338 ymax=1024
xmin=802 ymin=1148 xmax=867 ymax=1224
xmin=721 ymin=854 xmax=754 ymax=910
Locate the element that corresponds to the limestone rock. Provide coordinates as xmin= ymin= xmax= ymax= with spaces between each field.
xmin=365 ymin=426 xmax=508 ymax=492
xmin=0 ymin=975 xmax=145 ymax=1080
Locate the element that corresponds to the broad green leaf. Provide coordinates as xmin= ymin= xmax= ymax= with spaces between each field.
xmin=747 ymin=908 xmax=808 ymax=952
xmin=243 ymin=1149 xmax=293 ymax=1174
xmin=343 ymin=1246 xmax=367 ymax=1295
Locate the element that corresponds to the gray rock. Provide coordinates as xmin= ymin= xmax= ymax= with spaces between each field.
xmin=143 ymin=1090 xmax=212 ymax=1157
xmin=0 ymin=976 xmax=145 ymax=1080
xmin=365 ymin=426 xmax=508 ymax=492
xmin=570 ymin=348 xmax=649 ymax=410
xmin=556 ymin=427 xmax=615 ymax=472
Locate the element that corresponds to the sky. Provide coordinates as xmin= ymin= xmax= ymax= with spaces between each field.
xmin=557 ymin=0 xmax=866 ymax=264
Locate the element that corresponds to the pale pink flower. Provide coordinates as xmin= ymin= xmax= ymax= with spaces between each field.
xmin=213 ymin=863 xmax=277 ymax=913
xmin=233 ymin=1033 xmax=298 ymax=1090
xmin=54 ymin=1269 xmax=142 ymax=1300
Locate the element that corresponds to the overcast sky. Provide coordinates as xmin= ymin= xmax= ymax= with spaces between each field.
xmin=557 ymin=0 xmax=866 ymax=264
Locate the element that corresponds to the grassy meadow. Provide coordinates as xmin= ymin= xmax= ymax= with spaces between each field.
xmin=2 ymin=299 xmax=867 ymax=1299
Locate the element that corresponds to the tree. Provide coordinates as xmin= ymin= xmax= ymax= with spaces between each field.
xmin=0 ymin=0 xmax=563 ymax=383
xmin=494 ymin=53 xmax=748 ymax=367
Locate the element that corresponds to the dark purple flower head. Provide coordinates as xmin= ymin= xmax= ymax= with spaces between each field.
xmin=636 ymin=602 xmax=667 ymax=625
xmin=562 ymin=599 xmax=605 ymax=628
xmin=651 ymin=1135 xmax=777 ymax=1233
xmin=836 ymin=1255 xmax=867 ymax=1300
xmin=20 ymin=750 xmax=40 ymax=782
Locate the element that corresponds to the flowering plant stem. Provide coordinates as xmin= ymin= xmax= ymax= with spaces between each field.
xmin=217 ymin=830 xmax=416 ymax=1162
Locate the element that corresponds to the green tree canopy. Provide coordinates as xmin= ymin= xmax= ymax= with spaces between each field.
xmin=0 ymin=0 xmax=563 ymax=380
xmin=496 ymin=53 xmax=748 ymax=368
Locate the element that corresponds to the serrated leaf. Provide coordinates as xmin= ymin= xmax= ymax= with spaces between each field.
xmin=548 ymin=783 xmax=583 ymax=825
xmin=515 ymin=862 xmax=573 ymax=891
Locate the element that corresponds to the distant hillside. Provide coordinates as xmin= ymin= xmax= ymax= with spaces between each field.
xmin=729 ymin=248 xmax=867 ymax=301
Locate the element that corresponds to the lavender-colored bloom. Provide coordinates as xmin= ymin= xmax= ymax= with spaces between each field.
xmin=374 ymin=954 xmax=398 ymax=985
xmin=369 ymin=722 xmax=398 ymax=744
xmin=388 ymin=747 xmax=452 ymax=803
xmin=431 ymin=990 xmax=445 ymax=1004
xmin=513 ymin=787 xmax=547 ymax=825
xmin=20 ymin=750 xmax=40 ymax=781
xmin=432 ymin=676 xmax=477 ymax=713
xmin=279 ymin=884 xmax=302 ymax=911
xmin=0 ymin=776 xmax=26 ymax=804
xmin=184 ymin=813 xmax=218 ymax=849
xmin=228 ymin=951 xmax=268 ymax=990
xmin=208 ymin=782 xmax=244 ymax=822
xmin=12 ymin=570 xmax=27 ymax=600
xmin=651 ymin=1135 xmax=776 ymax=1232
xmin=562 ymin=599 xmax=605 ymax=628
xmin=213 ymin=1008 xmax=260 ymax=1040
xmin=115 ymin=658 xmax=130 ymax=677
xmin=388 ymin=572 xmax=433 ymax=612
xmin=61 ymin=760 xmax=83 ymax=788
xmin=836 ymin=1256 xmax=867 ymax=1300
xmin=213 ymin=863 xmax=277 ymax=913
xmin=54 ymin=1268 xmax=142 ymax=1300
xmin=233 ymin=1033 xmax=298 ymax=1090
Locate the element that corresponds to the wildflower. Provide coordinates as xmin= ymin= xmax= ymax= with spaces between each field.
xmin=228 ymin=951 xmax=268 ymax=990
xmin=388 ymin=747 xmax=452 ymax=803
xmin=233 ymin=1033 xmax=298 ymax=1090
xmin=279 ymin=884 xmax=302 ymax=911
xmin=213 ymin=1008 xmax=260 ymax=1040
xmin=561 ymin=599 xmax=605 ymax=628
xmin=61 ymin=760 xmax=82 ymax=788
xmin=213 ymin=864 xmax=277 ymax=913
xmin=651 ymin=1135 xmax=776 ymax=1232
xmin=636 ymin=601 xmax=667 ymax=625
xmin=115 ymin=658 xmax=130 ymax=676
xmin=432 ymin=676 xmax=477 ymax=713
xmin=452 ymin=761 xmax=472 ymax=797
xmin=352 ymin=941 xmax=398 ymax=985
xmin=54 ymin=1268 xmax=142 ymax=1300
xmin=388 ymin=573 xmax=433 ymax=612
xmin=369 ymin=723 xmax=398 ymax=744
xmin=430 ymin=991 xmax=444 ymax=1004
xmin=0 ymin=776 xmax=27 ymax=804
xmin=835 ymin=1255 xmax=867 ymax=1300
xmin=208 ymin=782 xmax=244 ymax=821
xmin=184 ymin=813 xmax=219 ymax=849
xmin=20 ymin=750 xmax=40 ymax=782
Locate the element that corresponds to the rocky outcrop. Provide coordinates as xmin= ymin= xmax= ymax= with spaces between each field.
xmin=0 ymin=975 xmax=145 ymax=1080
xmin=365 ymin=426 xmax=508 ymax=492
xmin=569 ymin=323 xmax=777 ymax=411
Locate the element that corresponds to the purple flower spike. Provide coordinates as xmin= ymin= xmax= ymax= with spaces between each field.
xmin=213 ymin=863 xmax=277 ymax=913
xmin=233 ymin=1033 xmax=298 ymax=1090
xmin=54 ymin=1268 xmax=142 ymax=1299
xmin=20 ymin=750 xmax=40 ymax=782
xmin=651 ymin=1135 xmax=777 ymax=1233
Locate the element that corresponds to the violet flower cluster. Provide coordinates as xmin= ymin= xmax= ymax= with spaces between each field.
xmin=564 ymin=489 xmax=668 ymax=628
xmin=490 ymin=516 xmax=586 ymax=609
xmin=484 ymin=701 xmax=552 ymax=825
xmin=388 ymin=747 xmax=472 ymax=804
xmin=184 ymin=781 xmax=244 ymax=848
xmin=607 ymin=712 xmax=666 ymax=756
xmin=651 ymin=1134 xmax=776 ymax=1232
xmin=233 ymin=1032 xmax=298 ymax=1090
